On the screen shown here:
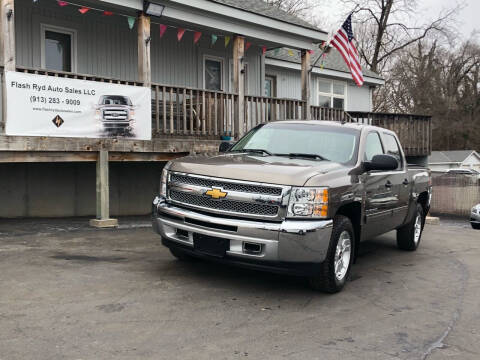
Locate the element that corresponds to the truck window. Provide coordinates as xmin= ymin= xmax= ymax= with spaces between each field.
xmin=383 ymin=133 xmax=403 ymax=169
xmin=364 ymin=132 xmax=384 ymax=161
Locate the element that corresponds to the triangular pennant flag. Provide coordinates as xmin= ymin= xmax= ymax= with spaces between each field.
xmin=262 ymin=46 xmax=267 ymax=55
xmin=78 ymin=7 xmax=90 ymax=14
xmin=177 ymin=28 xmax=186 ymax=42
xmin=211 ymin=34 xmax=218 ymax=46
xmin=274 ymin=48 xmax=280 ymax=55
xmin=288 ymin=49 xmax=294 ymax=56
xmin=193 ymin=31 xmax=202 ymax=44
xmin=127 ymin=16 xmax=135 ymax=30
xmin=245 ymin=42 xmax=251 ymax=51
xmin=57 ymin=1 xmax=68 ymax=6
xmin=103 ymin=11 xmax=114 ymax=16
xmin=159 ymin=24 xmax=167 ymax=38
xmin=225 ymin=36 xmax=230 ymax=48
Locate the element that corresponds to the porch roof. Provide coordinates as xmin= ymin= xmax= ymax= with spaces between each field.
xmin=97 ymin=0 xmax=327 ymax=49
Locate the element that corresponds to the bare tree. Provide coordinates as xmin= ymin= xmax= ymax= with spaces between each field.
xmin=341 ymin=0 xmax=460 ymax=73
xmin=264 ymin=0 xmax=320 ymax=18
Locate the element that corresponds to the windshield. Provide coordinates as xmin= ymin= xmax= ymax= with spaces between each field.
xmin=230 ymin=123 xmax=359 ymax=164
xmin=100 ymin=96 xmax=132 ymax=106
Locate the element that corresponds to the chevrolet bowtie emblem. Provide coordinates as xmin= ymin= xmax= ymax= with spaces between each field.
xmin=205 ymin=187 xmax=228 ymax=199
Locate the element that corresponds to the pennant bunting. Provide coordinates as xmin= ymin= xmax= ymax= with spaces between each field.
xmin=262 ymin=46 xmax=267 ymax=55
xmin=193 ymin=31 xmax=202 ymax=44
xmin=159 ymin=24 xmax=167 ymax=38
xmin=78 ymin=7 xmax=90 ymax=14
xmin=288 ymin=49 xmax=294 ymax=57
xmin=177 ymin=28 xmax=186 ymax=41
xmin=224 ymin=36 xmax=230 ymax=48
xmin=57 ymin=1 xmax=68 ymax=6
xmin=211 ymin=34 xmax=218 ymax=46
xmin=245 ymin=42 xmax=251 ymax=51
xmin=103 ymin=11 xmax=114 ymax=16
xmin=127 ymin=16 xmax=135 ymax=30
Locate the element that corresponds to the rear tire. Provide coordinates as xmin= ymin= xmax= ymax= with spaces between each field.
xmin=308 ymin=215 xmax=355 ymax=293
xmin=471 ymin=223 xmax=480 ymax=230
xmin=397 ymin=203 xmax=425 ymax=251
xmin=169 ymin=247 xmax=195 ymax=261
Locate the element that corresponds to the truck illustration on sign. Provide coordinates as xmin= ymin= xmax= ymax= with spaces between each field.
xmin=95 ymin=95 xmax=135 ymax=135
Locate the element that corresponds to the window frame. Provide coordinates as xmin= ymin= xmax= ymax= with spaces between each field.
xmin=381 ymin=132 xmax=405 ymax=170
xmin=363 ymin=131 xmax=385 ymax=162
xmin=40 ymin=24 xmax=77 ymax=73
xmin=264 ymin=75 xmax=277 ymax=97
xmin=317 ymin=79 xmax=347 ymax=110
xmin=202 ymin=55 xmax=224 ymax=92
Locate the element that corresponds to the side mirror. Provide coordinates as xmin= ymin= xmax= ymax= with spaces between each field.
xmin=219 ymin=141 xmax=233 ymax=152
xmin=364 ymin=154 xmax=398 ymax=172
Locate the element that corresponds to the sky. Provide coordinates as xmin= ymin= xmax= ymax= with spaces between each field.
xmin=315 ymin=0 xmax=479 ymax=40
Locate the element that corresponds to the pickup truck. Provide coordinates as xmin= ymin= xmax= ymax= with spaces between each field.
xmin=95 ymin=95 xmax=135 ymax=135
xmin=152 ymin=121 xmax=432 ymax=293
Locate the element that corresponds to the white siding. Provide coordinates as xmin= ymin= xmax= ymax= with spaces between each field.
xmin=15 ymin=1 xmax=263 ymax=95
xmin=345 ymin=83 xmax=372 ymax=111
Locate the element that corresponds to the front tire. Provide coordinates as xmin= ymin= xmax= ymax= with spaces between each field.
xmin=308 ymin=215 xmax=354 ymax=293
xmin=397 ymin=203 xmax=425 ymax=251
xmin=471 ymin=222 xmax=480 ymax=230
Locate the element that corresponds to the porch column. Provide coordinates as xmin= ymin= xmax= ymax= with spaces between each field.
xmin=0 ymin=0 xmax=15 ymax=134
xmin=301 ymin=49 xmax=311 ymax=120
xmin=89 ymin=150 xmax=118 ymax=228
xmin=137 ymin=12 xmax=151 ymax=87
xmin=233 ymin=35 xmax=245 ymax=138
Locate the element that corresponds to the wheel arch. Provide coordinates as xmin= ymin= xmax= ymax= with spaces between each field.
xmin=335 ymin=202 xmax=362 ymax=262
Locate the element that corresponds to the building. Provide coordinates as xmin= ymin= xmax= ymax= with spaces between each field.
xmin=0 ymin=0 xmax=431 ymax=220
xmin=428 ymin=150 xmax=480 ymax=172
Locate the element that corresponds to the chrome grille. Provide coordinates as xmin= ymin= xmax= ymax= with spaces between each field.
xmin=103 ymin=109 xmax=128 ymax=121
xmin=170 ymin=190 xmax=279 ymax=216
xmin=170 ymin=173 xmax=282 ymax=196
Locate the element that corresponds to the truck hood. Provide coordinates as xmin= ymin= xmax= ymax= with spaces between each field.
xmin=169 ymin=153 xmax=348 ymax=186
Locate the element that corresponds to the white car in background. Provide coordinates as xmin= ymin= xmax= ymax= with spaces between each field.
xmin=471 ymin=204 xmax=480 ymax=230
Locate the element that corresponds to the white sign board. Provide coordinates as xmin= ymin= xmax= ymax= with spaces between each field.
xmin=5 ymin=71 xmax=151 ymax=140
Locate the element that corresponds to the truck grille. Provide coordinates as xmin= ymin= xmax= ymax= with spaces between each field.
xmin=170 ymin=173 xmax=282 ymax=196
xmin=170 ymin=190 xmax=279 ymax=217
xmin=103 ymin=109 xmax=128 ymax=121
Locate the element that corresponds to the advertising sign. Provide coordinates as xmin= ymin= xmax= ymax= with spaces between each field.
xmin=5 ymin=71 xmax=151 ymax=140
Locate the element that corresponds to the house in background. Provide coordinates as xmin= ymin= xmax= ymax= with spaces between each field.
xmin=265 ymin=48 xmax=384 ymax=112
xmin=428 ymin=150 xmax=480 ymax=172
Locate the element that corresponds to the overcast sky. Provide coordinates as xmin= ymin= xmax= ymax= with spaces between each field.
xmin=316 ymin=0 xmax=478 ymax=40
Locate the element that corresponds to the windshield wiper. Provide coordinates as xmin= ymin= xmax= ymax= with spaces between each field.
xmin=230 ymin=149 xmax=273 ymax=156
xmin=276 ymin=153 xmax=329 ymax=161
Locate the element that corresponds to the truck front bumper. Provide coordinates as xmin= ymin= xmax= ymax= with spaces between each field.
xmin=152 ymin=196 xmax=333 ymax=276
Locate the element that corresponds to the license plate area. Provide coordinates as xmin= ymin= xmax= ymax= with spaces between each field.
xmin=193 ymin=233 xmax=229 ymax=258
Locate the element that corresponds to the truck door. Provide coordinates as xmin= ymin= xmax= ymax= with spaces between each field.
xmin=381 ymin=132 xmax=409 ymax=228
xmin=362 ymin=131 xmax=397 ymax=239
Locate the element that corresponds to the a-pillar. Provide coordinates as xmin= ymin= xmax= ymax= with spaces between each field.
xmin=233 ymin=35 xmax=245 ymax=138
xmin=301 ymin=49 xmax=311 ymax=120
xmin=89 ymin=150 xmax=118 ymax=228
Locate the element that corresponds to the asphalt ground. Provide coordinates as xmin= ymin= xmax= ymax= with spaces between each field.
xmin=0 ymin=217 xmax=479 ymax=360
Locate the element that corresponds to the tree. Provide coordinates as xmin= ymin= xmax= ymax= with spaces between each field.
xmin=341 ymin=0 xmax=459 ymax=73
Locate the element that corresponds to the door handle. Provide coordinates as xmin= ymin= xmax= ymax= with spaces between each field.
xmin=385 ymin=181 xmax=392 ymax=188
xmin=402 ymin=179 xmax=409 ymax=186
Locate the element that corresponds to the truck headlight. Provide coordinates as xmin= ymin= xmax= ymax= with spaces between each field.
xmin=287 ymin=187 xmax=328 ymax=218
xmin=160 ymin=168 xmax=169 ymax=197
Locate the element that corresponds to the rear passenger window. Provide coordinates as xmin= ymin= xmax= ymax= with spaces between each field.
xmin=364 ymin=132 xmax=384 ymax=161
xmin=383 ymin=134 xmax=403 ymax=169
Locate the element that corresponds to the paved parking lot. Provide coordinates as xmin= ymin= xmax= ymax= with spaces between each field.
xmin=0 ymin=218 xmax=479 ymax=360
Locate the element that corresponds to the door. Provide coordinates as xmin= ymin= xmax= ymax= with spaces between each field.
xmin=362 ymin=131 xmax=398 ymax=239
xmin=381 ymin=132 xmax=409 ymax=227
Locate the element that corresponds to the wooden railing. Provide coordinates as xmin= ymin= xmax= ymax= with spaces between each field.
xmin=310 ymin=106 xmax=348 ymax=122
xmin=151 ymin=84 xmax=237 ymax=137
xmin=244 ymin=95 xmax=304 ymax=128
xmin=349 ymin=111 xmax=432 ymax=156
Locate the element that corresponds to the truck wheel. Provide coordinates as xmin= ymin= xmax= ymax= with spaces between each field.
xmin=308 ymin=215 xmax=354 ymax=293
xmin=169 ymin=247 xmax=195 ymax=261
xmin=397 ymin=203 xmax=425 ymax=251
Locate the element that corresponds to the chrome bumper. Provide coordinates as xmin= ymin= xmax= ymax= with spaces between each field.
xmin=152 ymin=196 xmax=333 ymax=264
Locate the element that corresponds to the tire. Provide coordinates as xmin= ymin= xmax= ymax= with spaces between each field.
xmin=471 ymin=223 xmax=480 ymax=230
xmin=397 ymin=203 xmax=425 ymax=251
xmin=169 ymin=246 xmax=196 ymax=261
xmin=308 ymin=215 xmax=355 ymax=293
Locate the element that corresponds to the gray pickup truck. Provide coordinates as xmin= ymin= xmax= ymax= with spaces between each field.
xmin=152 ymin=121 xmax=432 ymax=293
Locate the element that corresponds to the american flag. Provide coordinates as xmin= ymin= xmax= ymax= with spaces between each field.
xmin=330 ymin=15 xmax=364 ymax=86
